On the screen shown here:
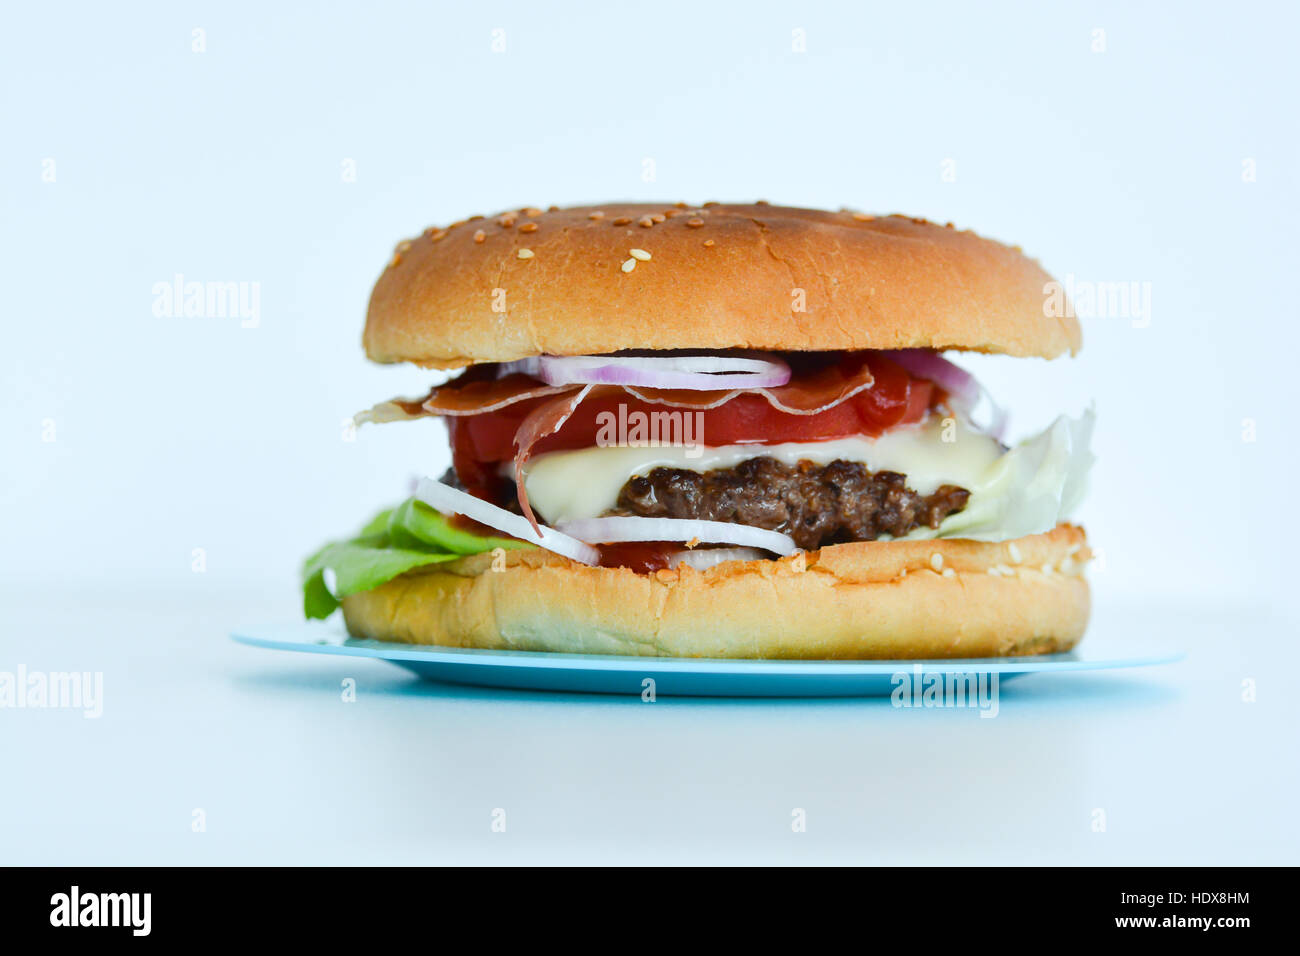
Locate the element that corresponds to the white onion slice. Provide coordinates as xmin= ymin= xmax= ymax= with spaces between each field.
xmin=555 ymin=516 xmax=799 ymax=556
xmin=413 ymin=478 xmax=601 ymax=566
xmin=501 ymin=353 xmax=792 ymax=390
xmin=668 ymin=547 xmax=769 ymax=571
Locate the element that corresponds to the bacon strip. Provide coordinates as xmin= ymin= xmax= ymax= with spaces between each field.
xmin=511 ymin=385 xmax=594 ymax=531
xmin=362 ymin=356 xmax=876 ymax=423
xmin=424 ymin=372 xmax=578 ymax=416
xmin=354 ymin=372 xmax=577 ymax=426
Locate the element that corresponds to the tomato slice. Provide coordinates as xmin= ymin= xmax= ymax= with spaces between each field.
xmin=596 ymin=541 xmax=678 ymax=573
xmin=448 ymin=353 xmax=936 ymax=500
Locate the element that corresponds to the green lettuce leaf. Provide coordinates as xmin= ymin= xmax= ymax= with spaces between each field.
xmin=385 ymin=498 xmax=530 ymax=554
xmin=302 ymin=499 xmax=534 ymax=619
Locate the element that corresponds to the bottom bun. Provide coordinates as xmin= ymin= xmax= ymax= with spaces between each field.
xmin=340 ymin=524 xmax=1091 ymax=660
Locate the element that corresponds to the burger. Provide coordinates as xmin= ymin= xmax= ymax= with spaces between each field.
xmin=303 ymin=202 xmax=1093 ymax=659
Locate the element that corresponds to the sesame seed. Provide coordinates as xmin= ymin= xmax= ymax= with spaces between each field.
xmin=1007 ymin=542 xmax=1022 ymax=564
xmin=429 ymin=229 xmax=446 ymax=241
xmin=703 ymin=200 xmax=719 ymax=207
xmin=852 ymin=212 xmax=875 ymax=221
xmin=612 ymin=217 xmax=632 ymax=226
xmin=517 ymin=248 xmax=534 ymax=260
xmin=588 ymin=211 xmax=606 ymax=220
xmin=629 ymin=248 xmax=651 ymax=261
xmin=519 ymin=222 xmax=538 ymax=233
xmin=468 ymin=214 xmax=485 ymax=222
xmin=547 ymin=205 xmax=559 ymax=212
xmin=473 ymin=230 xmax=486 ymax=243
xmin=448 ymin=220 xmax=465 ymax=229
xmin=942 ymin=568 xmax=955 ymax=578
xmin=755 ymin=199 xmax=770 ymax=205
xmin=663 ymin=209 xmax=679 ymax=218
xmin=522 ymin=207 xmax=542 ymax=217
xmin=703 ymin=239 xmax=715 ymax=247
xmin=929 ymin=553 xmax=944 ymax=572
xmin=1041 ymin=563 xmax=1054 ymax=575
xmin=638 ymin=216 xmax=655 ymax=228
xmin=389 ymin=253 xmax=401 ymax=267
xmin=674 ymin=201 xmax=689 ymax=209
xmin=650 ymin=213 xmax=666 ymax=223
xmin=498 ymin=215 xmax=516 ymax=228
xmin=396 ymin=240 xmax=412 ymax=253
xmin=686 ymin=218 xmax=705 ymax=228
xmin=621 ymin=258 xmax=636 ymax=273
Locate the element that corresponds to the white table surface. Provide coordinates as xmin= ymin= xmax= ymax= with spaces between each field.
xmin=2 ymin=585 xmax=1296 ymax=865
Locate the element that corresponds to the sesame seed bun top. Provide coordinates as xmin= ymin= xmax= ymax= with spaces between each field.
xmin=364 ymin=202 xmax=1081 ymax=368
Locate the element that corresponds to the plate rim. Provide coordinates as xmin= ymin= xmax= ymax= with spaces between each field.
xmin=230 ymin=625 xmax=1186 ymax=676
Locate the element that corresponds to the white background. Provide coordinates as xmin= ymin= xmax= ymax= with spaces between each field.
xmin=2 ymin=1 xmax=1297 ymax=865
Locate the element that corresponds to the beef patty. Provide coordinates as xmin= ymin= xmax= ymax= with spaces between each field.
xmin=612 ymin=457 xmax=971 ymax=551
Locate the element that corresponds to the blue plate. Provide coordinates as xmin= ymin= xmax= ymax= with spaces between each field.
xmin=231 ymin=621 xmax=1184 ymax=698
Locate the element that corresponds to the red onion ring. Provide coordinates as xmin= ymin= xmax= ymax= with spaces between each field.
xmin=888 ymin=349 xmax=1008 ymax=440
xmin=501 ymin=353 xmax=792 ymax=390
xmin=888 ymin=349 xmax=980 ymax=406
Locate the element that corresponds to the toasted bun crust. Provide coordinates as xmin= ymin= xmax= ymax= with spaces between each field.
xmin=340 ymin=524 xmax=1090 ymax=659
xmin=364 ymin=203 xmax=1080 ymax=368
